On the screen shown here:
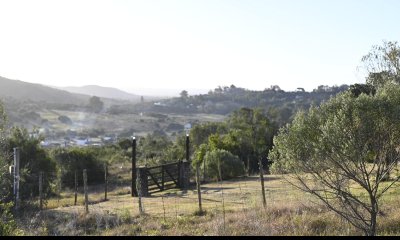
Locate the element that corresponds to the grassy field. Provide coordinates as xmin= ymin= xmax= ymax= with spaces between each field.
xmin=15 ymin=173 xmax=400 ymax=236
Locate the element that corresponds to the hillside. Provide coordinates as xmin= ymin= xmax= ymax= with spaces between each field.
xmin=60 ymin=85 xmax=141 ymax=102
xmin=114 ymin=84 xmax=350 ymax=127
xmin=0 ymin=76 xmax=89 ymax=105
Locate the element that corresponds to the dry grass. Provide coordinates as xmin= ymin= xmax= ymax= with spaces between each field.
xmin=17 ymin=174 xmax=400 ymax=236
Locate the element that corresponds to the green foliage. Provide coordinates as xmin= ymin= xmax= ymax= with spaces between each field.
xmin=7 ymin=127 xmax=56 ymax=199
xmin=0 ymin=101 xmax=11 ymax=203
xmin=203 ymin=149 xmax=244 ymax=180
xmin=190 ymin=122 xmax=227 ymax=151
xmin=361 ymin=40 xmax=400 ymax=88
xmin=136 ymin=132 xmax=185 ymax=166
xmin=118 ymin=138 xmax=132 ymax=151
xmin=226 ymin=108 xmax=275 ymax=173
xmin=269 ymin=83 xmax=400 ymax=236
xmin=349 ymin=84 xmax=376 ymax=98
xmin=51 ymin=147 xmax=105 ymax=188
xmin=0 ymin=202 xmax=20 ymax=236
xmin=192 ymin=143 xmax=207 ymax=167
xmin=188 ymin=107 xmax=276 ymax=174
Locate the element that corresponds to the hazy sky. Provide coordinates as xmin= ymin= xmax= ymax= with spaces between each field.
xmin=1 ymin=0 xmax=400 ymax=95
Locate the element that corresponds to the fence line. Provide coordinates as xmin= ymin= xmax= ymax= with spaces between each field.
xmin=16 ymin=166 xmax=312 ymax=233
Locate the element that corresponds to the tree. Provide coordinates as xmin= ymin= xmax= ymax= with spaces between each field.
xmin=361 ymin=40 xmax=400 ymax=88
xmin=0 ymin=102 xmax=21 ymax=236
xmin=0 ymin=101 xmax=11 ymax=203
xmin=7 ymin=127 xmax=57 ymax=199
xmin=270 ymin=84 xmax=400 ymax=236
xmin=227 ymin=108 xmax=274 ymax=174
xmin=203 ymin=149 xmax=244 ymax=180
xmin=88 ymin=96 xmax=104 ymax=113
xmin=180 ymin=90 xmax=189 ymax=99
xmin=348 ymin=83 xmax=376 ymax=98
xmin=51 ymin=147 xmax=105 ymax=188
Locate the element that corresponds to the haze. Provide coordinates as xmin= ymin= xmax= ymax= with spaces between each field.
xmin=1 ymin=0 xmax=400 ymax=95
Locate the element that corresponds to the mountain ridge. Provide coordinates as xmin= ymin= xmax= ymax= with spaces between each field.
xmin=58 ymin=85 xmax=141 ymax=101
xmin=0 ymin=76 xmax=89 ymax=105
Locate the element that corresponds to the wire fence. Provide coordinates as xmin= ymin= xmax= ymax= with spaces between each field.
xmin=14 ymin=165 xmax=317 ymax=236
xmin=7 ymin=164 xmax=335 ymax=237
xmin=20 ymin=170 xmax=308 ymax=216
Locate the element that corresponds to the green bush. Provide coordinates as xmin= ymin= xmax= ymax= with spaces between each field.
xmin=58 ymin=115 xmax=72 ymax=125
xmin=203 ymin=149 xmax=244 ymax=180
xmin=51 ymin=147 xmax=105 ymax=188
xmin=7 ymin=127 xmax=57 ymax=199
xmin=0 ymin=101 xmax=12 ymax=203
xmin=0 ymin=202 xmax=19 ymax=236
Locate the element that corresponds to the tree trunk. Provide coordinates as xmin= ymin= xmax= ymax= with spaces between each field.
xmin=365 ymin=193 xmax=378 ymax=236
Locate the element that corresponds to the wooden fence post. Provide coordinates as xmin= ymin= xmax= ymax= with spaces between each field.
xmin=196 ymin=163 xmax=203 ymax=214
xmin=136 ymin=168 xmax=144 ymax=214
xmin=39 ymin=171 xmax=43 ymax=210
xmin=83 ymin=169 xmax=89 ymax=213
xmin=104 ymin=164 xmax=108 ymax=201
xmin=259 ymin=158 xmax=266 ymax=208
xmin=74 ymin=170 xmax=78 ymax=206
xmin=132 ymin=137 xmax=137 ymax=197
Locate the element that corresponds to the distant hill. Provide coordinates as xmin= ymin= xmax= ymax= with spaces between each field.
xmin=0 ymin=76 xmax=88 ymax=104
xmin=128 ymin=84 xmax=350 ymax=127
xmin=60 ymin=85 xmax=141 ymax=101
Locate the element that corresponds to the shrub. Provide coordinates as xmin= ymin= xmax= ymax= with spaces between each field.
xmin=203 ymin=149 xmax=244 ymax=180
xmin=51 ymin=147 xmax=105 ymax=188
xmin=58 ymin=115 xmax=72 ymax=125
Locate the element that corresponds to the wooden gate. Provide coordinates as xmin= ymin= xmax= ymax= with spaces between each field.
xmin=146 ymin=162 xmax=180 ymax=194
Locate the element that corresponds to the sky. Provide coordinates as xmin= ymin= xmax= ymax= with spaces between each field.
xmin=1 ymin=0 xmax=400 ymax=96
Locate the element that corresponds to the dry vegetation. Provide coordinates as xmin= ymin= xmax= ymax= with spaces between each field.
xmin=14 ymin=174 xmax=400 ymax=236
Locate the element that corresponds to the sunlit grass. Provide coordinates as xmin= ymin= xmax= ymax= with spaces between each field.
xmin=22 ymin=173 xmax=400 ymax=236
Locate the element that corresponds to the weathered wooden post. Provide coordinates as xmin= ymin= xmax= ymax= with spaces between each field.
xmin=83 ymin=169 xmax=89 ymax=213
xmin=39 ymin=171 xmax=43 ymax=210
xmin=186 ymin=134 xmax=190 ymax=163
xmin=136 ymin=168 xmax=144 ymax=214
xmin=196 ymin=163 xmax=203 ymax=213
xmin=179 ymin=133 xmax=191 ymax=190
xmin=74 ymin=170 xmax=78 ymax=206
xmin=13 ymin=147 xmax=20 ymax=211
xmin=132 ymin=136 xmax=137 ymax=197
xmin=259 ymin=157 xmax=266 ymax=208
xmin=104 ymin=163 xmax=108 ymax=201
xmin=137 ymin=167 xmax=149 ymax=197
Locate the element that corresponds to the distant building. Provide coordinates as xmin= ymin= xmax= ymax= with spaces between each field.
xmin=74 ymin=137 xmax=90 ymax=146
xmin=154 ymin=102 xmax=167 ymax=107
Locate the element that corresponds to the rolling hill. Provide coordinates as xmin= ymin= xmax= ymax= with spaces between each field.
xmin=0 ymin=76 xmax=89 ymax=105
xmin=60 ymin=85 xmax=141 ymax=101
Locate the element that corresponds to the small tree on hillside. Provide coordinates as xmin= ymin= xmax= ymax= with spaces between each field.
xmin=88 ymin=96 xmax=104 ymax=113
xmin=270 ymin=84 xmax=400 ymax=236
